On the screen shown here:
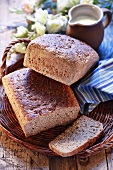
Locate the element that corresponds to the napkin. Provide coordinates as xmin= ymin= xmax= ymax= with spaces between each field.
xmin=73 ymin=20 xmax=113 ymax=114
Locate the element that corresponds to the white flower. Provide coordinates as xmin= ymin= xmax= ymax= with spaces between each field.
xmin=21 ymin=0 xmax=34 ymax=14
xmin=15 ymin=26 xmax=28 ymax=38
xmin=46 ymin=15 xmax=68 ymax=33
xmin=34 ymin=8 xmax=48 ymax=25
xmin=14 ymin=43 xmax=26 ymax=54
xmin=46 ymin=19 xmax=60 ymax=33
xmin=58 ymin=15 xmax=68 ymax=31
xmin=32 ymin=22 xmax=46 ymax=36
xmin=80 ymin=0 xmax=94 ymax=4
xmin=57 ymin=0 xmax=80 ymax=12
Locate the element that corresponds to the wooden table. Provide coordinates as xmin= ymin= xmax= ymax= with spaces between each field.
xmin=0 ymin=0 xmax=113 ymax=169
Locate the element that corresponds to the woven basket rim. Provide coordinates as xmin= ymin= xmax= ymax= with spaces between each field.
xmin=0 ymin=38 xmax=113 ymax=158
xmin=1 ymin=97 xmax=113 ymax=157
xmin=1 ymin=121 xmax=113 ymax=157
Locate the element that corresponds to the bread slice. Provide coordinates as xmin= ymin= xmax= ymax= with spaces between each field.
xmin=49 ymin=115 xmax=103 ymax=157
xmin=24 ymin=34 xmax=99 ymax=85
xmin=2 ymin=68 xmax=80 ymax=137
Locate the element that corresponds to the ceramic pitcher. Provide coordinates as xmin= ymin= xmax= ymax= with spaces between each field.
xmin=66 ymin=4 xmax=112 ymax=50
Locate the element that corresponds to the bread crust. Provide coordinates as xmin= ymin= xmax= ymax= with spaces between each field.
xmin=24 ymin=34 xmax=99 ymax=85
xmin=49 ymin=115 xmax=103 ymax=157
xmin=2 ymin=68 xmax=80 ymax=137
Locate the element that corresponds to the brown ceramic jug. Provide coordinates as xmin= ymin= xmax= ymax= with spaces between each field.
xmin=66 ymin=4 xmax=112 ymax=50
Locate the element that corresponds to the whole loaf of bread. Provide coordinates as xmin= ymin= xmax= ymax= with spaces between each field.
xmin=24 ymin=34 xmax=99 ymax=85
xmin=2 ymin=68 xmax=80 ymax=137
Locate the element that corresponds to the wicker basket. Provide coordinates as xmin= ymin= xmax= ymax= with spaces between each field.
xmin=0 ymin=39 xmax=113 ymax=158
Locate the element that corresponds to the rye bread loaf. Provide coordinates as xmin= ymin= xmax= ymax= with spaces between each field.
xmin=24 ymin=34 xmax=99 ymax=85
xmin=49 ymin=115 xmax=103 ymax=157
xmin=2 ymin=68 xmax=80 ymax=137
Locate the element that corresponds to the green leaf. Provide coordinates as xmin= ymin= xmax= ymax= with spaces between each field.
xmin=9 ymin=7 xmax=24 ymax=14
xmin=93 ymin=0 xmax=100 ymax=5
xmin=35 ymin=0 xmax=47 ymax=7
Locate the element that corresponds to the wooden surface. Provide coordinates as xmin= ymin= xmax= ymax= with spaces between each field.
xmin=0 ymin=0 xmax=113 ymax=169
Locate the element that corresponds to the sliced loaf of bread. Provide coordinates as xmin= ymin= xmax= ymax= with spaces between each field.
xmin=49 ymin=115 xmax=103 ymax=157
xmin=2 ymin=68 xmax=80 ymax=137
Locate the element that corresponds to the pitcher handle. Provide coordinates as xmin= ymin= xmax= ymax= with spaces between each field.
xmin=101 ymin=8 xmax=112 ymax=28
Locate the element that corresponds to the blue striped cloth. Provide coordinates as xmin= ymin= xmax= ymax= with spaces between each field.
xmin=74 ymin=59 xmax=113 ymax=114
xmin=73 ymin=20 xmax=113 ymax=114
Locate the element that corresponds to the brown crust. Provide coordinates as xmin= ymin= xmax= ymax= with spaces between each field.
xmin=2 ymin=68 xmax=80 ymax=137
xmin=24 ymin=34 xmax=99 ymax=85
xmin=28 ymin=34 xmax=97 ymax=61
